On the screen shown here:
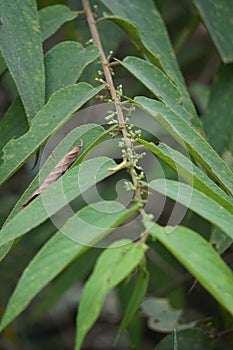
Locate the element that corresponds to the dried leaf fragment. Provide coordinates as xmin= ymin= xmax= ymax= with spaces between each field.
xmin=21 ymin=143 xmax=82 ymax=209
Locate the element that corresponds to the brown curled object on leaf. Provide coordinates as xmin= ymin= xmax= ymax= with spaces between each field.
xmin=21 ymin=142 xmax=82 ymax=209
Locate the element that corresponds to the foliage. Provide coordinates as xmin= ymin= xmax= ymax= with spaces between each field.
xmin=0 ymin=0 xmax=232 ymax=349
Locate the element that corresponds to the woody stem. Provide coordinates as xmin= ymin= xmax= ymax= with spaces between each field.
xmin=82 ymin=0 xmax=147 ymax=219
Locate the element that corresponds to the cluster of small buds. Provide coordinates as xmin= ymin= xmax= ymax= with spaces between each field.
xmin=105 ymin=111 xmax=118 ymax=125
xmin=125 ymin=123 xmax=142 ymax=142
xmin=118 ymin=140 xmax=125 ymax=148
xmin=143 ymin=213 xmax=154 ymax=223
xmin=96 ymin=93 xmax=109 ymax=102
xmin=132 ymin=167 xmax=145 ymax=182
xmin=121 ymin=141 xmax=146 ymax=184
xmin=127 ymin=128 xmax=141 ymax=139
xmin=100 ymin=86 xmax=147 ymax=200
xmin=95 ymin=77 xmax=106 ymax=84
xmin=124 ymin=181 xmax=136 ymax=192
xmin=116 ymin=84 xmax=123 ymax=98
xmin=93 ymin=4 xmax=98 ymax=17
xmin=137 ymin=171 xmax=145 ymax=180
xmin=95 ymin=85 xmax=109 ymax=102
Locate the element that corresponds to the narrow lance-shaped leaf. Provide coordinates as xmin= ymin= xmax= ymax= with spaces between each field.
xmin=75 ymin=239 xmax=147 ymax=350
xmin=119 ymin=56 xmax=189 ymax=122
xmin=0 ymin=125 xmax=113 ymax=262
xmin=100 ymin=0 xmax=200 ymax=126
xmin=203 ymin=64 xmax=233 ymax=155
xmin=30 ymin=249 xmax=101 ymax=321
xmin=138 ymin=139 xmax=233 ymax=213
xmin=135 ymin=96 xmax=233 ymax=194
xmin=0 ymin=5 xmax=82 ymax=149
xmin=0 ymin=42 xmax=99 ymax=150
xmin=0 ymin=157 xmax=117 ymax=246
xmin=148 ymin=179 xmax=233 ymax=240
xmin=0 ymin=203 xmax=140 ymax=331
xmin=147 ymin=223 xmax=233 ymax=316
xmin=210 ymin=227 xmax=233 ymax=255
xmin=0 ymin=0 xmax=45 ymax=118
xmin=154 ymin=329 xmax=208 ymax=350
xmin=193 ymin=0 xmax=233 ymax=63
xmin=0 ymin=83 xmax=105 ymax=186
xmin=6 ymin=124 xmax=114 ymax=222
xmin=116 ymin=266 xmax=149 ymax=343
xmin=0 ymin=243 xmax=13 ymax=263
xmin=0 ymin=97 xmax=29 ymax=151
xmin=0 ymin=52 xmax=7 ymax=75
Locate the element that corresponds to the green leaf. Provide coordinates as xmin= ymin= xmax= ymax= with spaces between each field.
xmin=75 ymin=1 xmax=123 ymax=56
xmin=154 ymin=329 xmax=208 ymax=350
xmin=116 ymin=266 xmax=149 ymax=343
xmin=210 ymin=227 xmax=233 ymax=255
xmin=203 ymin=64 xmax=233 ymax=155
xmin=116 ymin=279 xmax=144 ymax=349
xmin=75 ymin=1 xmax=123 ymax=85
xmin=100 ymin=0 xmax=200 ymax=126
xmin=0 ymin=242 xmax=13 ymax=262
xmin=0 ymin=156 xmax=116 ymax=246
xmin=141 ymin=297 xmax=183 ymax=332
xmin=0 ymin=124 xmax=109 ymax=247
xmin=120 ymin=56 xmax=189 ymax=121
xmin=135 ymin=96 xmax=233 ymax=194
xmin=30 ymin=249 xmax=101 ymax=321
xmin=5 ymin=124 xmax=113 ymax=221
xmin=0 ymin=233 xmax=81 ymax=331
xmin=0 ymin=0 xmax=45 ymax=118
xmin=63 ymin=202 xmax=141 ymax=246
xmin=147 ymin=223 xmax=233 ymax=316
xmin=45 ymin=42 xmax=99 ymax=99
xmin=139 ymin=140 xmax=233 ymax=213
xmin=0 ymin=202 xmax=139 ymax=331
xmin=75 ymin=239 xmax=146 ymax=350
xmin=189 ymin=83 xmax=210 ymax=115
xmin=193 ymin=0 xmax=233 ymax=63
xmin=39 ymin=4 xmax=78 ymax=41
xmin=0 ymin=52 xmax=7 ymax=75
xmin=0 ymin=97 xmax=29 ymax=150
xmin=148 ymin=179 xmax=233 ymax=240
xmin=0 ymin=83 xmax=104 ymax=185
xmin=0 ymin=124 xmax=113 ymax=262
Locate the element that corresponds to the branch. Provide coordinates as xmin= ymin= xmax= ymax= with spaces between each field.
xmin=82 ymin=0 xmax=147 ymax=219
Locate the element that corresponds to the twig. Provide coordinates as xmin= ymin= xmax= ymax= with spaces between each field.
xmin=82 ymin=0 xmax=127 ymax=133
xmin=217 ymin=328 xmax=233 ymax=338
xmin=95 ymin=17 xmax=106 ymax=24
xmin=82 ymin=0 xmax=147 ymax=219
xmin=107 ymin=61 xmax=120 ymax=67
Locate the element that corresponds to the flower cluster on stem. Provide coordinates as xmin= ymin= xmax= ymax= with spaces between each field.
xmin=82 ymin=0 xmax=148 ymax=221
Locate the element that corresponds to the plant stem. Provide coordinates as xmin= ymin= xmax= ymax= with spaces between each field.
xmin=82 ymin=0 xmax=127 ymax=135
xmin=82 ymin=0 xmax=147 ymax=219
